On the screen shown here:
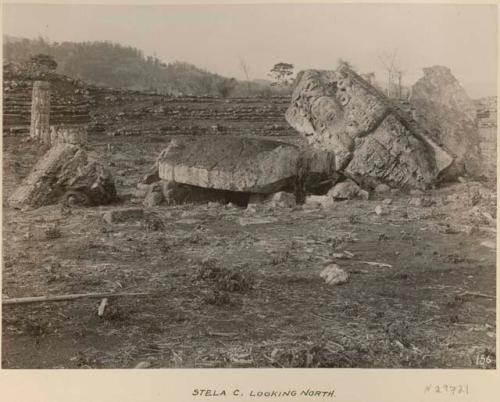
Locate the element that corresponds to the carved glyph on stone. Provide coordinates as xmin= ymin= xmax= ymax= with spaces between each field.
xmin=286 ymin=67 xmax=453 ymax=190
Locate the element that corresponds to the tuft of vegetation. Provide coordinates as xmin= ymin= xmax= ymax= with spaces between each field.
xmin=195 ymin=259 xmax=255 ymax=291
xmin=44 ymin=225 xmax=62 ymax=240
xmin=203 ymin=289 xmax=232 ymax=306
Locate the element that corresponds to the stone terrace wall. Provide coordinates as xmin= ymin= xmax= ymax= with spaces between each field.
xmin=3 ymin=59 xmax=295 ymax=140
xmin=3 ymin=62 xmax=91 ymax=136
xmin=87 ymin=86 xmax=296 ymax=138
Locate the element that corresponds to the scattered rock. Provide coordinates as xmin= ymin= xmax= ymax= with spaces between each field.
xmin=409 ymin=197 xmax=435 ymax=208
xmin=330 ymin=251 xmax=354 ymax=260
xmin=134 ymin=183 xmax=152 ymax=198
xmin=143 ymin=183 xmax=164 ymax=207
xmin=382 ymin=198 xmax=393 ymax=205
xmin=320 ymin=264 xmax=349 ymax=285
xmin=248 ymin=191 xmax=296 ymax=209
xmin=328 ymin=180 xmax=369 ymax=200
xmin=305 ymin=195 xmax=334 ymax=208
xmin=270 ymin=191 xmax=296 ymax=208
xmin=134 ymin=361 xmax=151 ymax=369
xmin=374 ymin=205 xmax=385 ymax=216
xmin=246 ymin=203 xmax=259 ymax=213
xmin=375 ymin=184 xmax=391 ymax=193
xmin=97 ymin=298 xmax=108 ymax=317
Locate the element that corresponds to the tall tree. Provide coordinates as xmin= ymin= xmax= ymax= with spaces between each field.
xmin=269 ymin=62 xmax=294 ymax=86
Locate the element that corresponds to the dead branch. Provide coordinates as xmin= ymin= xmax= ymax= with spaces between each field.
xmin=458 ymin=291 xmax=496 ymax=300
xmin=2 ymin=292 xmax=149 ymax=305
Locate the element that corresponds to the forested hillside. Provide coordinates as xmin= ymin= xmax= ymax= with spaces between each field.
xmin=3 ymin=36 xmax=288 ymax=97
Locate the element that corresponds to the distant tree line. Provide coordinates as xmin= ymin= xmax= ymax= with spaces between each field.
xmin=3 ymin=36 xmax=291 ymax=97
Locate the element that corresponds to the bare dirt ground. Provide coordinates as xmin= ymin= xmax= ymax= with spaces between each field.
xmin=1 ymin=98 xmax=497 ymax=368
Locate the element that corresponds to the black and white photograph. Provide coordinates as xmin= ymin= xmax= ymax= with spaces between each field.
xmin=1 ymin=1 xmax=497 ymax=378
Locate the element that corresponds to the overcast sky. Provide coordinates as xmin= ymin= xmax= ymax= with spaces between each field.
xmin=2 ymin=3 xmax=497 ymax=97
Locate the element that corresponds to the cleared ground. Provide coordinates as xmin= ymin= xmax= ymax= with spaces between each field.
xmin=1 ymin=106 xmax=496 ymax=368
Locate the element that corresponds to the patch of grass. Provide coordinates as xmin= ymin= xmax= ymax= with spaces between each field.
xmin=196 ymin=259 xmax=255 ymax=291
xmin=326 ymin=232 xmax=357 ymax=248
xmin=203 ymin=289 xmax=232 ymax=306
xmin=271 ymin=250 xmax=292 ymax=266
xmin=174 ymin=230 xmax=210 ymax=246
xmin=265 ymin=342 xmax=367 ymax=368
xmin=378 ymin=233 xmax=390 ymax=241
xmin=45 ymin=225 xmax=62 ymax=240
xmin=75 ymin=351 xmax=102 ymax=368
xmin=348 ymin=214 xmax=360 ymax=224
xmin=144 ymin=213 xmax=165 ymax=231
xmin=23 ymin=318 xmax=51 ymax=337
xmin=384 ymin=320 xmax=411 ymax=347
xmin=100 ymin=305 xmax=126 ymax=321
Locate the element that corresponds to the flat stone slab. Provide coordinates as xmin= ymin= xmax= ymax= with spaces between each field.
xmin=158 ymin=137 xmax=301 ymax=193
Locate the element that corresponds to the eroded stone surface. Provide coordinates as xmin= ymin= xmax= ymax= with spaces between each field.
xmin=8 ymin=144 xmax=116 ymax=209
xmin=410 ymin=66 xmax=481 ymax=179
xmin=158 ymin=137 xmax=301 ymax=193
xmin=30 ymin=81 xmax=50 ymax=141
xmin=328 ymin=180 xmax=369 ymax=201
xmin=156 ymin=137 xmax=336 ymax=201
xmin=286 ymin=67 xmax=453 ymax=189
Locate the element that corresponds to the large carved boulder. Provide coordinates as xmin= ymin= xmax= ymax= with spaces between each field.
xmin=8 ymin=144 xmax=116 ymax=209
xmin=157 ymin=137 xmax=335 ymax=194
xmin=409 ymin=66 xmax=481 ymax=179
xmin=286 ymin=67 xmax=453 ymax=190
